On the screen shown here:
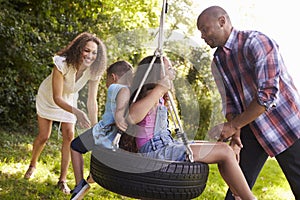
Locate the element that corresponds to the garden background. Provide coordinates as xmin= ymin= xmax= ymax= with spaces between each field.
xmin=0 ymin=0 xmax=294 ymax=199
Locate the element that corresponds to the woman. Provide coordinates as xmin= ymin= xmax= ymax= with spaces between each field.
xmin=127 ymin=55 xmax=257 ymax=200
xmin=24 ymin=32 xmax=107 ymax=194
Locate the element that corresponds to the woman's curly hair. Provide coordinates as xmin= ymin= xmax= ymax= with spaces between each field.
xmin=56 ymin=32 xmax=107 ymax=78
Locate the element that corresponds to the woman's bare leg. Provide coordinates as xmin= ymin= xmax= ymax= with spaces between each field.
xmin=29 ymin=116 xmax=53 ymax=168
xmin=24 ymin=116 xmax=52 ymax=179
xmin=59 ymin=122 xmax=75 ymax=182
xmin=190 ymin=142 xmax=255 ymax=200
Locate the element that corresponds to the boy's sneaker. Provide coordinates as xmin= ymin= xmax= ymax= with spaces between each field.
xmin=70 ymin=179 xmax=90 ymax=200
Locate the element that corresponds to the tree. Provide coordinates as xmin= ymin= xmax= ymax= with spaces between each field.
xmin=0 ymin=0 xmax=218 ymax=139
xmin=0 ymin=0 xmax=160 ymax=131
xmin=160 ymin=0 xmax=221 ymax=140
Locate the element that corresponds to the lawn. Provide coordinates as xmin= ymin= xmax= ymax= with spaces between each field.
xmin=0 ymin=129 xmax=294 ymax=200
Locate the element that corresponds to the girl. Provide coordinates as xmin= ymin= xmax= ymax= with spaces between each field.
xmin=127 ymin=55 xmax=257 ymax=200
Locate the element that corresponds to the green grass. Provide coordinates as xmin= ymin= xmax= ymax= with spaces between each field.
xmin=0 ymin=129 xmax=294 ymax=200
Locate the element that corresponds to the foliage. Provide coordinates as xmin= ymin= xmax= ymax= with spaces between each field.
xmin=164 ymin=37 xmax=217 ymax=140
xmin=0 ymin=0 xmax=222 ymax=141
xmin=0 ymin=1 xmax=296 ymax=199
xmin=167 ymin=0 xmax=196 ymax=35
xmin=0 ymin=0 xmax=160 ymax=131
xmin=0 ymin=129 xmax=294 ymax=199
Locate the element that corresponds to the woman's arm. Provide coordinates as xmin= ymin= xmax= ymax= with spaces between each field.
xmin=52 ymin=66 xmax=91 ymax=128
xmin=87 ymin=80 xmax=99 ymax=126
xmin=52 ymin=66 xmax=74 ymax=113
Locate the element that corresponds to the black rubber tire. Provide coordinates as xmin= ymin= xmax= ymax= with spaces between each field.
xmin=90 ymin=146 xmax=209 ymax=200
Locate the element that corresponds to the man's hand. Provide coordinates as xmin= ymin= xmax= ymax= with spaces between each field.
xmin=230 ymin=131 xmax=243 ymax=162
xmin=208 ymin=121 xmax=238 ymax=141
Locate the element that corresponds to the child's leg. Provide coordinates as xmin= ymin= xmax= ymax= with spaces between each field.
xmin=190 ymin=142 xmax=255 ymax=200
xmin=71 ymin=149 xmax=85 ymax=185
xmin=70 ymin=128 xmax=95 ymax=185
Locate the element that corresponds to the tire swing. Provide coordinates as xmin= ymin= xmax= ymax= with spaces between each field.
xmin=90 ymin=1 xmax=209 ymax=199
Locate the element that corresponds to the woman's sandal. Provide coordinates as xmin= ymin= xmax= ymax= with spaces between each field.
xmin=24 ymin=165 xmax=36 ymax=179
xmin=57 ymin=180 xmax=71 ymax=194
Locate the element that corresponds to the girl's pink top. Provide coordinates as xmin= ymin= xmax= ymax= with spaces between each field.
xmin=135 ymin=106 xmax=157 ymax=149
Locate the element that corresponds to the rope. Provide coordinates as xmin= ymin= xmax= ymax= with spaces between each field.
xmin=157 ymin=0 xmax=168 ymax=53
xmin=111 ymin=56 xmax=157 ymax=150
xmin=112 ymin=1 xmax=168 ymax=151
xmin=156 ymin=0 xmax=194 ymax=162
xmin=112 ymin=0 xmax=194 ymax=162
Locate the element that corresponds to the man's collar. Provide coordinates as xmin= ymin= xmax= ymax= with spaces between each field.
xmin=223 ymin=28 xmax=237 ymax=50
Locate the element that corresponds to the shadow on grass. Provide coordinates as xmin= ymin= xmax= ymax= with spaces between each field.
xmin=0 ymin=129 xmax=295 ymax=200
xmin=0 ymin=130 xmax=134 ymax=200
xmin=0 ymin=170 xmax=68 ymax=200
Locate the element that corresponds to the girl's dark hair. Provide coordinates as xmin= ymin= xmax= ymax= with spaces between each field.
xmin=56 ymin=32 xmax=107 ymax=78
xmin=130 ymin=55 xmax=167 ymax=103
xmin=121 ymin=55 xmax=167 ymax=153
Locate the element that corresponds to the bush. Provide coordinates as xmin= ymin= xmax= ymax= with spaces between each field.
xmin=0 ymin=0 xmax=160 ymax=131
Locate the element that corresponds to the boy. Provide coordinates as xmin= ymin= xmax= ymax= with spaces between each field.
xmin=69 ymin=60 xmax=133 ymax=200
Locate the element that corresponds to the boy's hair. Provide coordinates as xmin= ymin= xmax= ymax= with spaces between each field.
xmin=107 ymin=60 xmax=133 ymax=76
xmin=107 ymin=60 xmax=133 ymax=85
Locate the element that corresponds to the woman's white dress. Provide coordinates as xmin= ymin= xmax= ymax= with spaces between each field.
xmin=36 ymin=55 xmax=99 ymax=123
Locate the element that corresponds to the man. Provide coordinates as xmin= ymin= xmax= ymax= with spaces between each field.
xmin=197 ymin=5 xmax=300 ymax=199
